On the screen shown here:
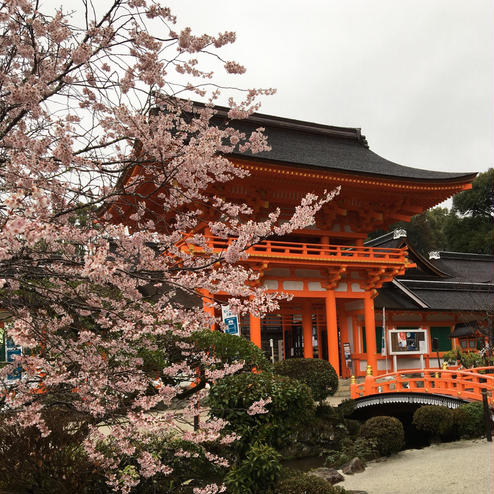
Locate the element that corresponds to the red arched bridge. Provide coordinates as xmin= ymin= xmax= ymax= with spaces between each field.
xmin=350 ymin=365 xmax=494 ymax=411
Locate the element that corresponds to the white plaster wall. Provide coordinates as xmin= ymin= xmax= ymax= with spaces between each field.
xmin=351 ymin=283 xmax=364 ymax=292
xmin=335 ymin=282 xmax=348 ymax=292
xmin=308 ymin=281 xmax=323 ymax=291
xmin=359 ymin=360 xmax=368 ymax=372
xmin=263 ymin=279 xmax=279 ymax=290
xmin=395 ymin=357 xmax=422 ymax=370
xmin=283 ymin=280 xmax=304 ymax=291
xmin=377 ymin=359 xmax=393 ymax=371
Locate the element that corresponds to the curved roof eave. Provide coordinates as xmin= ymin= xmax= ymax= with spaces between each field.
xmin=228 ymin=151 xmax=477 ymax=185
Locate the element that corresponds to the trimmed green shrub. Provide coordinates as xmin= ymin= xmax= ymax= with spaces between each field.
xmin=454 ymin=402 xmax=485 ymax=438
xmin=412 ymin=405 xmax=455 ymax=439
xmin=344 ymin=418 xmax=361 ymax=437
xmin=273 ymin=358 xmax=338 ymax=401
xmin=194 ymin=330 xmax=272 ymax=372
xmin=208 ymin=372 xmax=315 ymax=448
xmin=360 ymin=416 xmax=404 ymax=456
xmin=337 ymin=398 xmax=356 ymax=418
xmin=325 ymin=436 xmax=379 ymax=468
xmin=225 ymin=442 xmax=281 ymax=494
xmin=274 ymin=472 xmax=346 ymax=494
xmin=442 ymin=349 xmax=484 ymax=368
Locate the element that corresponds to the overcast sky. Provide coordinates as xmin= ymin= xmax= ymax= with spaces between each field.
xmin=167 ymin=0 xmax=493 ymax=183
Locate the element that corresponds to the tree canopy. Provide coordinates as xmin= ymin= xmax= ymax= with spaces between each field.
xmin=0 ymin=2 xmax=337 ymax=492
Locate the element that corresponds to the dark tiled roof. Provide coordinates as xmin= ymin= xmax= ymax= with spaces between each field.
xmin=429 ymin=252 xmax=494 ymax=283
xmin=221 ymin=111 xmax=476 ymax=182
xmin=374 ymin=285 xmax=424 ymax=310
xmin=364 ymin=230 xmax=405 ymax=248
xmin=372 ymin=234 xmax=494 ymax=311
xmin=399 ymin=285 xmax=493 ymax=311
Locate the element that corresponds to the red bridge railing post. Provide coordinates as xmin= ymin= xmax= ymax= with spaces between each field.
xmin=350 ymin=375 xmax=357 ymax=398
xmin=364 ymin=365 xmax=375 ymax=395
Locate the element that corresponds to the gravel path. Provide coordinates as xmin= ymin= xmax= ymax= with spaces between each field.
xmin=341 ymin=439 xmax=494 ymax=494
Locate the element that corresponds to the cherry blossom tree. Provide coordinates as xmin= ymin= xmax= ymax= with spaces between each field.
xmin=0 ymin=1 xmax=338 ymax=491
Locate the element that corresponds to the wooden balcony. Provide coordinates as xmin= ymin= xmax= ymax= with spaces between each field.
xmin=204 ymin=236 xmax=407 ymax=267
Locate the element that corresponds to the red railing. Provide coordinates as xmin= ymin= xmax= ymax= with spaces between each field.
xmin=351 ymin=366 xmax=494 ymax=406
xmin=202 ymin=236 xmax=406 ymax=264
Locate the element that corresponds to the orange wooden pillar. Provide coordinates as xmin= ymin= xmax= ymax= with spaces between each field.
xmin=364 ymin=293 xmax=378 ymax=374
xmin=200 ymin=289 xmax=216 ymax=330
xmin=250 ymin=313 xmax=262 ymax=348
xmin=325 ymin=291 xmax=340 ymax=375
xmin=302 ymin=300 xmax=313 ymax=358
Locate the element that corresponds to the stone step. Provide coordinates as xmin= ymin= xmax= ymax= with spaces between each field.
xmin=333 ymin=390 xmax=351 ymax=398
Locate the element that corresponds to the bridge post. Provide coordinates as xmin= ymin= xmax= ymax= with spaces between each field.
xmin=350 ymin=375 xmax=357 ymax=398
xmin=364 ymin=364 xmax=374 ymax=395
xmin=439 ymin=361 xmax=451 ymax=392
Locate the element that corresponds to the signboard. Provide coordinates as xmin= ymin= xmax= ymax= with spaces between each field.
xmin=388 ymin=329 xmax=427 ymax=355
xmin=6 ymin=337 xmax=22 ymax=381
xmin=343 ymin=342 xmax=352 ymax=365
xmin=221 ymin=305 xmax=239 ymax=336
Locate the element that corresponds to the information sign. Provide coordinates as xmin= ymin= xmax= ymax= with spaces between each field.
xmin=221 ymin=305 xmax=239 ymax=336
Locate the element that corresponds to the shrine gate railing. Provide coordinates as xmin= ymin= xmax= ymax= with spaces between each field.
xmin=202 ymin=236 xmax=407 ymax=265
xmin=350 ymin=366 xmax=494 ymax=406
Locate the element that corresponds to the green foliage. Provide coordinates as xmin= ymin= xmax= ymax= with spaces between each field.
xmin=98 ymin=435 xmax=225 ymax=494
xmin=453 ymin=168 xmax=494 ymax=218
xmin=273 ymin=358 xmax=338 ymax=401
xmin=454 ymin=402 xmax=485 ymax=438
xmin=413 ymin=405 xmax=455 ymax=439
xmin=360 ymin=416 xmax=404 ymax=456
xmin=337 ymin=399 xmax=356 ymax=418
xmin=137 ymin=330 xmax=271 ymax=393
xmin=208 ymin=372 xmax=315 ymax=449
xmin=0 ymin=410 xmax=107 ymax=494
xmin=368 ymin=207 xmax=450 ymax=255
xmin=442 ymin=349 xmax=485 ymax=368
xmin=194 ymin=330 xmax=272 ymax=372
xmin=443 ymin=214 xmax=494 ymax=255
xmin=325 ymin=436 xmax=379 ymax=468
xmin=343 ymin=418 xmax=361 ymax=437
xmin=225 ymin=442 xmax=281 ymax=494
xmin=274 ymin=471 xmax=346 ymax=494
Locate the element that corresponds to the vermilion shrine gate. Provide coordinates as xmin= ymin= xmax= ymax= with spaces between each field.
xmin=112 ymin=108 xmax=478 ymax=378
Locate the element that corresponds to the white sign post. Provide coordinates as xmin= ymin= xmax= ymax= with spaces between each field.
xmin=221 ymin=305 xmax=239 ymax=336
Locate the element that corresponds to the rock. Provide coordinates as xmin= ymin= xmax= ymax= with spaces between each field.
xmin=309 ymin=467 xmax=344 ymax=485
xmin=341 ymin=457 xmax=366 ymax=474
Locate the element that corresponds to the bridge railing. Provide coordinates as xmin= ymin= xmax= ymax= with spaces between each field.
xmin=350 ymin=366 xmax=494 ymax=406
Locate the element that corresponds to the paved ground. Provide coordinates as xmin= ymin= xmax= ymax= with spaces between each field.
xmin=340 ymin=438 xmax=494 ymax=494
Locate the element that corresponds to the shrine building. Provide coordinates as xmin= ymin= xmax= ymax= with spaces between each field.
xmin=202 ymin=110 xmax=476 ymax=377
xmin=112 ymin=108 xmax=479 ymax=378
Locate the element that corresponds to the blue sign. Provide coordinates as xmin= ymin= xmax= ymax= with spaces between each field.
xmin=224 ymin=316 xmax=239 ymax=335
xmin=6 ymin=338 xmax=22 ymax=381
xmin=221 ymin=306 xmax=239 ymax=336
